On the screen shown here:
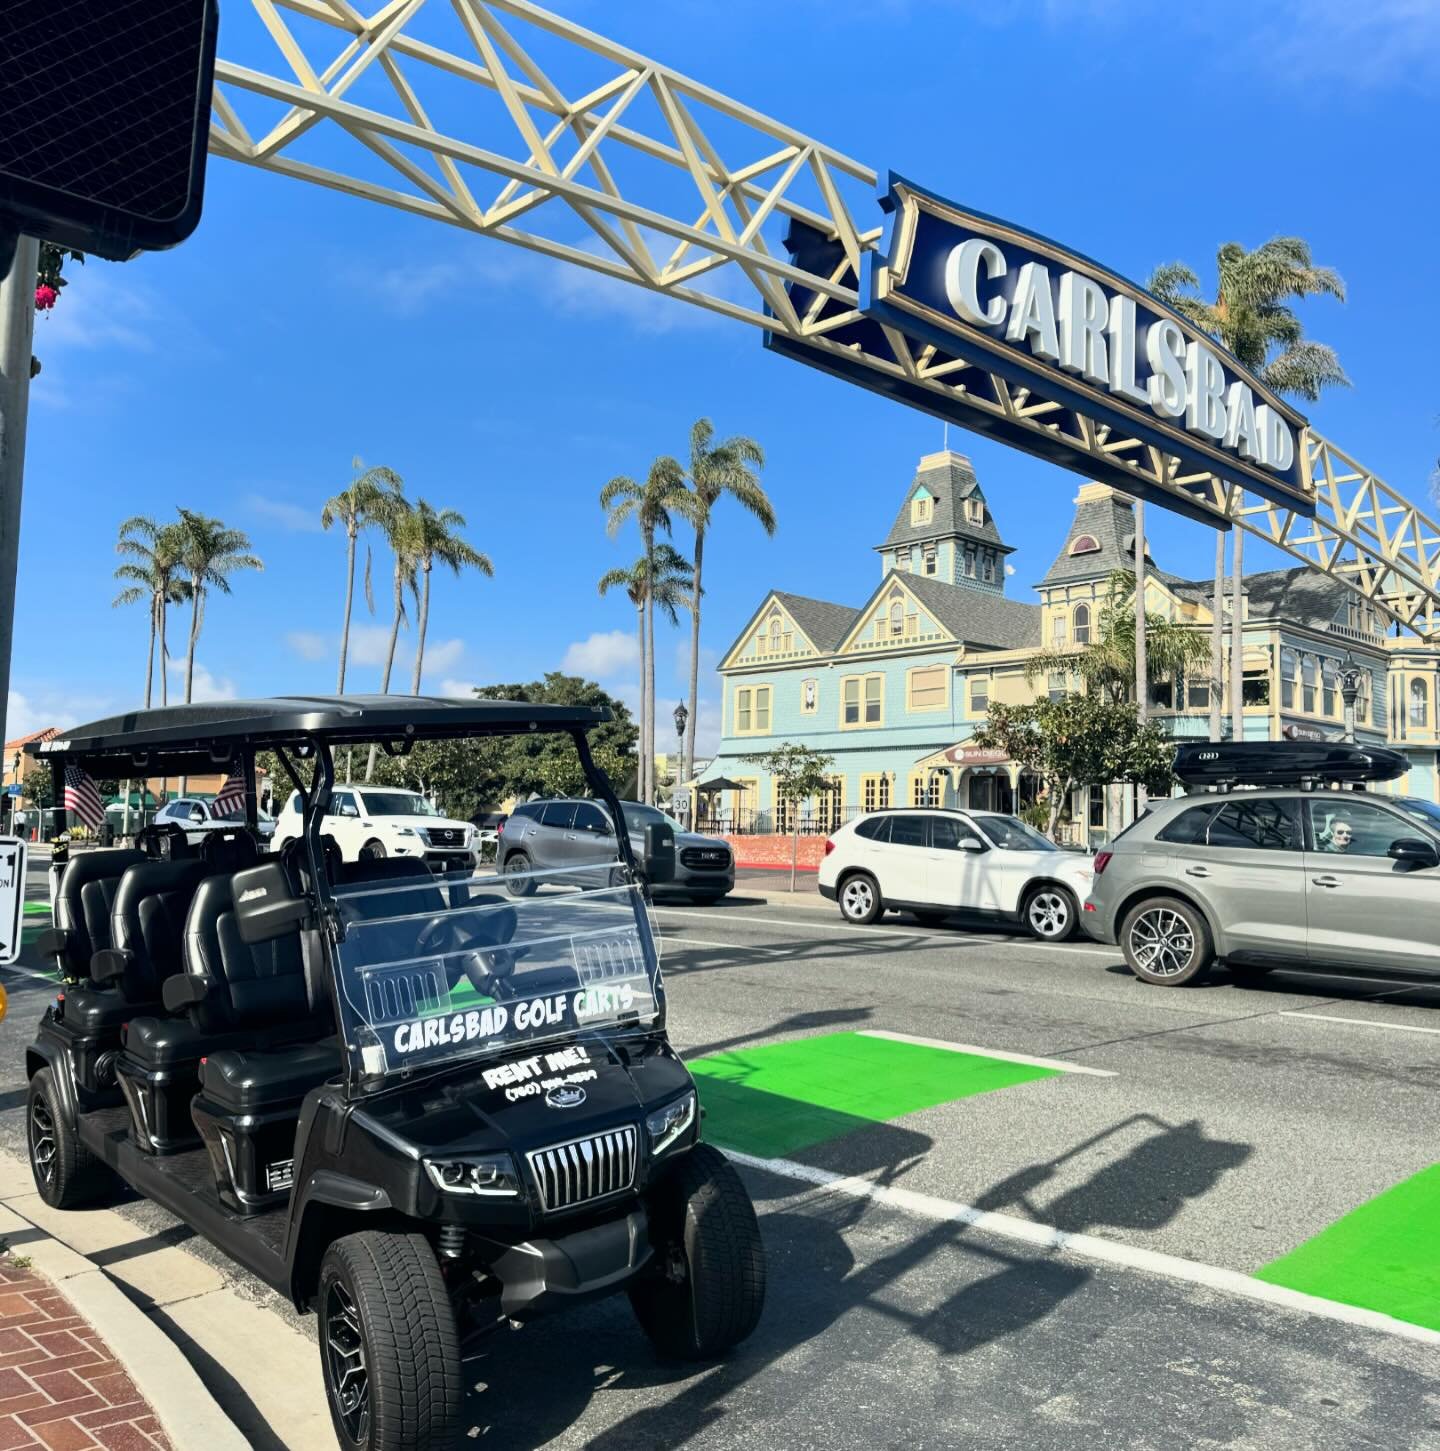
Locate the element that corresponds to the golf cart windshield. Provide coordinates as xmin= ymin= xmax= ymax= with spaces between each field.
xmin=329 ymin=859 xmax=663 ymax=1085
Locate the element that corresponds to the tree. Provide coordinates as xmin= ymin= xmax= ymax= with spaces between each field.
xmin=973 ymin=697 xmax=1175 ymax=839
xmin=679 ymin=419 xmax=771 ymax=806
xmin=174 ymin=510 xmax=263 ymax=704
xmin=1029 ymin=570 xmax=1211 ymax=707
xmin=364 ymin=494 xmax=417 ymax=781
xmin=405 ymin=501 xmax=494 ymax=695
xmin=112 ymin=517 xmax=188 ymax=708
xmin=598 ymin=543 xmax=692 ymax=796
xmin=320 ymin=460 xmax=404 ymax=693
xmin=21 ymin=768 xmax=53 ymax=810
xmin=741 ymin=742 xmax=835 ymax=891
xmin=600 ymin=458 xmax=696 ymax=805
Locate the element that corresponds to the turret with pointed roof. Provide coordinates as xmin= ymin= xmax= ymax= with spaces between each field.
xmin=1039 ymin=482 xmax=1158 ymax=589
xmin=877 ymin=450 xmax=1013 ymax=597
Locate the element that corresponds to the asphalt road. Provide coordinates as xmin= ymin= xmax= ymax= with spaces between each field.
xmin=1 ymin=864 xmax=1437 ymax=1449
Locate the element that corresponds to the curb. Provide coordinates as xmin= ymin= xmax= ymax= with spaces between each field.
xmin=0 ymin=1153 xmax=249 ymax=1450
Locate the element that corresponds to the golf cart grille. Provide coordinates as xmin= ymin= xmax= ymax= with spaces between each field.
xmin=527 ymin=1126 xmax=638 ymax=1212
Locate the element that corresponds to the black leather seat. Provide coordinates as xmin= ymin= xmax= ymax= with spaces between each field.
xmin=46 ymin=848 xmax=144 ymax=983
xmin=199 ymin=1040 xmax=341 ymax=1113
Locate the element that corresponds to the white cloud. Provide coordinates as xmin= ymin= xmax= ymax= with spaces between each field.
xmin=1005 ymin=564 xmax=1016 ymax=576
xmin=287 ymin=630 xmax=330 ymax=661
xmin=422 ymin=638 xmax=466 ymax=674
xmin=436 ymin=679 xmax=479 ymax=699
xmin=343 ymin=625 xmax=467 ymax=686
xmin=248 ymin=493 xmax=322 ymax=533
xmin=563 ymin=630 xmax=640 ymax=679
xmin=167 ymin=661 xmax=237 ymax=702
xmin=6 ymin=685 xmax=114 ymax=742
xmin=347 ymin=624 xmax=400 ymax=669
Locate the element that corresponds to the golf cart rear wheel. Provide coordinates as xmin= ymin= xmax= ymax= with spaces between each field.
xmin=27 ymin=1068 xmax=113 ymax=1209
xmin=503 ymin=851 xmax=536 ymax=897
xmin=1022 ymin=885 xmax=1077 ymax=942
xmin=318 ymin=1231 xmax=462 ymax=1451
xmin=630 ymin=1143 xmax=766 ymax=1361
xmin=1121 ymin=896 xmax=1214 ymax=987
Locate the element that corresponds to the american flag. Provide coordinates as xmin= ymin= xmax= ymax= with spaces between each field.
xmin=212 ymin=767 xmax=247 ymax=819
xmin=63 ymin=767 xmax=106 ymax=831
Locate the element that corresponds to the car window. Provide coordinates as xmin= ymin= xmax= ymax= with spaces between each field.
xmin=327 ymin=790 xmax=358 ymax=819
xmin=541 ymin=801 xmax=577 ymax=830
xmin=1307 ymin=799 xmax=1419 ymax=858
xmin=1397 ymin=797 xmax=1440 ymax=833
xmin=975 ymin=815 xmax=1055 ymax=851
xmin=854 ymin=815 xmax=891 ymax=843
xmin=888 ymin=814 xmax=928 ymax=848
xmin=931 ymin=817 xmax=983 ymax=851
xmin=188 ymin=804 xmax=207 ymax=823
xmin=359 ymin=790 xmax=436 ymax=817
xmin=572 ymin=802 xmax=609 ymax=835
xmin=1156 ymin=805 xmax=1216 ymax=845
xmin=510 ymin=802 xmax=537 ymax=821
xmin=1205 ymin=798 xmax=1298 ymax=851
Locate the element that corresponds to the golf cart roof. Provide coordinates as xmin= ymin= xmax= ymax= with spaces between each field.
xmin=26 ymin=695 xmax=611 ymax=776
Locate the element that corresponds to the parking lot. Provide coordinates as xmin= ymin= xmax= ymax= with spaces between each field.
xmin=0 ymin=867 xmax=1436 ymax=1448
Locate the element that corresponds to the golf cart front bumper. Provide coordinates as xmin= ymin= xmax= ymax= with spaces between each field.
xmin=482 ymin=1206 xmax=652 ymax=1319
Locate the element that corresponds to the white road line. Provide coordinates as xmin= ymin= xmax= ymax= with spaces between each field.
xmin=858 ymin=1028 xmax=1116 ymax=1077
xmin=1279 ymin=1011 xmax=1440 ymax=1037
xmin=664 ymin=934 xmax=790 ymax=955
xmin=723 ymin=1149 xmax=1440 ymax=1349
xmin=1 ymin=963 xmax=60 ymax=988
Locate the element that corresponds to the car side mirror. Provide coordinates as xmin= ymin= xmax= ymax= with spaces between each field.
xmin=643 ymin=821 xmax=675 ymax=883
xmin=1388 ymin=837 xmax=1438 ymax=869
xmin=960 ymin=838 xmax=985 ymax=853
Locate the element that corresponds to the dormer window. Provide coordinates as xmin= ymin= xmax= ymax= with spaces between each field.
xmin=911 ymin=493 xmax=934 ymax=526
xmin=964 ymin=497 xmax=983 ymax=524
xmin=1069 ymin=534 xmax=1101 ymax=555
xmin=889 ymin=600 xmax=905 ymax=635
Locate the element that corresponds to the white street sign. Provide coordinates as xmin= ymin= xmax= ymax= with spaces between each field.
xmin=0 ymin=836 xmax=27 ymax=965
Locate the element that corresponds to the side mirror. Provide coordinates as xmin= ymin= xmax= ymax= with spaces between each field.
xmin=643 ymin=821 xmax=675 ymax=883
xmin=1388 ymin=837 xmax=1438 ymax=869
xmin=960 ymin=838 xmax=986 ymax=853
xmin=232 ymin=861 xmax=310 ymax=943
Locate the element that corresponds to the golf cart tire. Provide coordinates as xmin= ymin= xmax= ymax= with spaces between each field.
xmin=318 ymin=1231 xmax=463 ymax=1451
xmin=630 ymin=1144 xmax=766 ymax=1362
xmin=503 ymin=851 xmax=536 ymax=897
xmin=27 ymin=1068 xmax=113 ymax=1209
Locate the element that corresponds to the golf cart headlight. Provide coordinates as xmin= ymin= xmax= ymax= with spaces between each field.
xmin=424 ymin=1153 xmax=522 ymax=1197
xmin=646 ymin=1091 xmax=697 ymax=1156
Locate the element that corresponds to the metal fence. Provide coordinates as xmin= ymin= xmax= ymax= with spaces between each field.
xmin=694 ymin=805 xmax=867 ymax=837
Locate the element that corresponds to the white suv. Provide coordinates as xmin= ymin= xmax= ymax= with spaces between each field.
xmin=818 ymin=808 xmax=1094 ymax=941
xmin=273 ymin=785 xmax=476 ymax=871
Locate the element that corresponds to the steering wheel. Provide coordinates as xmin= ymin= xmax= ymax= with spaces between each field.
xmin=415 ymin=904 xmax=521 ymax=997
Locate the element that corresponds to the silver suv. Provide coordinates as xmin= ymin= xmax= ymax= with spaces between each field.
xmin=501 ymin=799 xmax=734 ymax=903
xmin=1085 ymin=742 xmax=1440 ymax=986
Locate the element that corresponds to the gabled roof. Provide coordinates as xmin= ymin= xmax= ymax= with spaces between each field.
xmin=1039 ymin=484 xmax=1151 ymax=587
xmin=898 ymin=571 xmax=1041 ymax=651
xmin=1171 ymin=567 xmax=1352 ymax=634
xmin=878 ymin=451 xmax=1011 ymax=554
xmin=771 ymin=591 xmax=859 ymax=654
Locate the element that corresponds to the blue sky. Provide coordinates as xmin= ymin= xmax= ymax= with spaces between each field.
xmin=14 ymin=0 xmax=1440 ymax=753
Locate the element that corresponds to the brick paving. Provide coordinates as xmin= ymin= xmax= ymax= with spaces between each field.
xmin=0 ymin=1260 xmax=170 ymax=1451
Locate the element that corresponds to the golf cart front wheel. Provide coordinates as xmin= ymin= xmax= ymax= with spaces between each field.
xmin=630 ymin=1143 xmax=766 ymax=1361
xmin=318 ymin=1231 xmax=462 ymax=1451
xmin=27 ymin=1068 xmax=112 ymax=1209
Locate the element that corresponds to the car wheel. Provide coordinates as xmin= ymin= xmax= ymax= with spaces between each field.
xmin=838 ymin=872 xmax=882 ymax=925
xmin=318 ymin=1232 xmax=462 ymax=1451
xmin=1023 ymin=885 xmax=1077 ymax=942
xmin=359 ymin=839 xmax=386 ymax=862
xmin=1121 ymin=896 xmax=1214 ymax=986
xmin=503 ymin=851 xmax=536 ymax=897
xmin=630 ymin=1143 xmax=766 ymax=1361
xmin=912 ymin=911 xmax=948 ymax=928
xmin=27 ymin=1068 xmax=113 ymax=1209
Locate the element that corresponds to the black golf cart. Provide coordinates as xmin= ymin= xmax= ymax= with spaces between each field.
xmin=23 ymin=696 xmax=765 ymax=1451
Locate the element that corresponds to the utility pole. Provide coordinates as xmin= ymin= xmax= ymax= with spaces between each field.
xmin=1133 ymin=499 xmax=1147 ymax=815
xmin=0 ymin=234 xmax=38 ymax=756
xmin=1210 ymin=530 xmax=1224 ymax=741
xmin=1230 ymin=529 xmax=1245 ymax=741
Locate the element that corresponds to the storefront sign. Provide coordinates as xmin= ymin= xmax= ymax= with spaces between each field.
xmin=946 ymin=745 xmax=1010 ymax=766
xmin=1282 ymin=724 xmax=1329 ymax=742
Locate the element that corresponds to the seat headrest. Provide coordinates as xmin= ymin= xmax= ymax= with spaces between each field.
xmin=279 ymin=834 xmax=343 ymax=891
xmin=138 ymin=823 xmax=195 ymax=861
xmin=200 ymin=829 xmax=260 ymax=874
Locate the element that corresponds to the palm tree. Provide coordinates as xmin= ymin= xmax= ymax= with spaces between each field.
xmin=1030 ymin=570 xmax=1211 ymax=706
xmin=174 ymin=511 xmax=263 ymax=705
xmin=600 ymin=458 xmax=695 ymax=803
xmin=599 ymin=545 xmax=692 ymax=798
xmin=679 ymin=418 xmax=771 ymax=807
xmin=112 ymin=517 xmax=188 ymax=708
xmin=320 ymin=459 xmax=404 ymax=693
xmin=1149 ymin=237 xmax=1348 ymax=736
xmin=407 ymin=501 xmax=494 ymax=694
xmin=364 ymin=495 xmax=417 ymax=780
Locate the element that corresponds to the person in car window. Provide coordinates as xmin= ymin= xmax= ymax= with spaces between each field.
xmin=1319 ymin=816 xmax=1354 ymax=852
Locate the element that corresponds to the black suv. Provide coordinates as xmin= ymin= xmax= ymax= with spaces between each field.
xmin=25 ymin=697 xmax=764 ymax=1451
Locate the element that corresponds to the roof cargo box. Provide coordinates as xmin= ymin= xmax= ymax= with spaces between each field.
xmin=1173 ymin=740 xmax=1407 ymax=789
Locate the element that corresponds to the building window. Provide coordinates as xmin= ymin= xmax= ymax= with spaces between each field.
xmin=1073 ymin=603 xmax=1091 ymax=644
xmin=1411 ymin=677 xmax=1428 ymax=728
xmin=963 ymin=548 xmax=976 ymax=578
xmin=889 ymin=600 xmax=904 ymax=635
xmin=1243 ymin=666 xmax=1270 ymax=707
xmin=1359 ymin=671 xmax=1373 ymax=725
xmin=907 ymin=665 xmax=948 ymax=712
xmin=861 ymin=773 xmax=890 ymax=813
xmin=1052 ymin=614 xmax=1068 ymax=644
xmin=909 ymin=769 xmax=948 ymax=808
xmin=1048 ymin=671 xmax=1067 ymax=702
xmin=1188 ymin=673 xmax=1210 ymax=710
xmin=897 ymin=552 xmax=910 ymax=572
xmin=1149 ymin=675 xmax=1174 ymax=711
xmin=965 ymin=497 xmax=983 ymax=524
xmin=816 ymin=776 xmax=844 ymax=833
xmin=1322 ymin=658 xmax=1337 ymax=717
xmin=800 ymin=678 xmax=818 ymax=715
xmin=982 ymin=553 xmax=995 ymax=582
xmin=923 ymin=546 xmax=937 ymax=576
xmin=841 ymin=674 xmax=883 ymax=728
xmin=734 ymin=685 xmax=771 ymax=735
xmin=1069 ymin=534 xmax=1101 ymax=555
xmin=1300 ymin=655 xmax=1317 ymax=714
xmin=1088 ymin=785 xmax=1106 ymax=829
xmin=969 ymin=677 xmax=989 ymax=716
xmin=911 ymin=494 xmax=934 ymax=526
xmin=1280 ymin=649 xmax=1298 ymax=710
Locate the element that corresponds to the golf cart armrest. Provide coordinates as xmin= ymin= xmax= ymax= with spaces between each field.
xmin=91 ymin=948 xmax=134 ymax=985
xmin=35 ymin=927 xmax=70 ymax=960
xmin=162 ymin=974 xmax=214 ymax=1013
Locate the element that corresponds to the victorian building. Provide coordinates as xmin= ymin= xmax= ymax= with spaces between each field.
xmin=700 ymin=450 xmax=1437 ymax=845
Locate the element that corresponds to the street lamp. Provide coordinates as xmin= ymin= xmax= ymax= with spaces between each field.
xmin=672 ymin=703 xmax=689 ymax=825
xmin=1339 ymin=652 xmax=1363 ymax=745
